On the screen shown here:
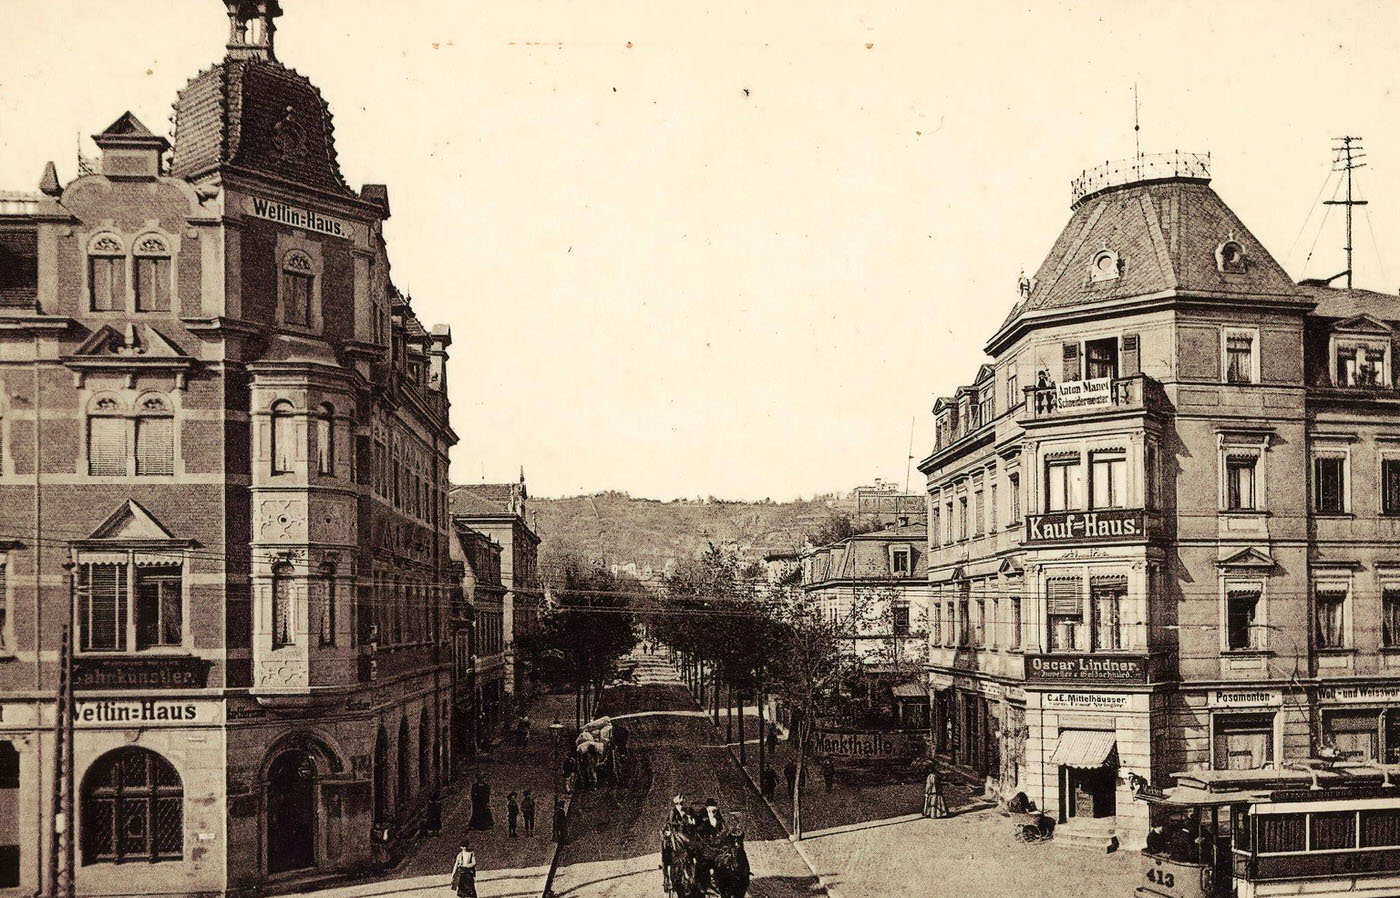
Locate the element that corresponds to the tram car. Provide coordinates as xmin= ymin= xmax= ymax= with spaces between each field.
xmin=660 ymin=801 xmax=750 ymax=898
xmin=1134 ymin=762 xmax=1400 ymax=898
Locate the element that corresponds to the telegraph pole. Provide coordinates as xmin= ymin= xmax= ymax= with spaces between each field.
xmin=1324 ymin=136 xmax=1367 ymax=289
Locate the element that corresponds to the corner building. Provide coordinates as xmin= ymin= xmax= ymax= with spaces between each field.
xmin=921 ymin=153 xmax=1400 ymax=851
xmin=0 ymin=3 xmax=457 ymax=895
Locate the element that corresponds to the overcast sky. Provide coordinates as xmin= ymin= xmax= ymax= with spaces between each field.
xmin=3 ymin=1 xmax=1399 ymax=500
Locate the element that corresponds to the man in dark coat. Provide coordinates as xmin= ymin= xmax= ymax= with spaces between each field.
xmin=761 ymin=765 xmax=778 ymax=800
xmin=552 ymin=796 xmax=568 ymax=843
xmin=468 ymin=774 xmax=494 ymax=829
xmin=783 ymin=760 xmax=798 ymax=794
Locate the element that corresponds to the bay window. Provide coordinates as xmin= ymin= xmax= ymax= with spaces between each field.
xmin=1091 ymin=576 xmax=1129 ymax=651
xmin=1046 ymin=577 xmax=1082 ymax=651
xmin=1045 ymin=455 xmax=1081 ymax=512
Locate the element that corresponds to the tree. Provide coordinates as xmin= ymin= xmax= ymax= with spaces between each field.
xmin=804 ymin=511 xmax=880 ymax=548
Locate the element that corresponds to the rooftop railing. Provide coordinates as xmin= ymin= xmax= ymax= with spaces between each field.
xmin=1070 ymin=151 xmax=1211 ymax=207
xmin=0 ymin=191 xmax=40 ymax=216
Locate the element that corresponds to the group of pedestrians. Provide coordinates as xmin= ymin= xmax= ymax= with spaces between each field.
xmin=443 ymin=773 xmax=571 ymax=898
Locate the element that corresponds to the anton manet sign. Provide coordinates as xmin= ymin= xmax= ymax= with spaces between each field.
xmin=1055 ymin=377 xmax=1113 ymax=411
xmin=1024 ymin=509 xmax=1144 ymax=546
xmin=815 ymin=730 xmax=925 ymax=760
xmin=1025 ymin=654 xmax=1147 ymax=684
xmin=246 ymin=196 xmax=351 ymax=240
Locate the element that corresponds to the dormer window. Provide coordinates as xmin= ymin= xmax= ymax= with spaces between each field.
xmin=1090 ymin=249 xmax=1122 ymax=283
xmin=891 ymin=546 xmax=912 ymax=577
xmin=1336 ymin=340 xmax=1389 ymax=387
xmin=1216 ymin=240 xmax=1247 ymax=273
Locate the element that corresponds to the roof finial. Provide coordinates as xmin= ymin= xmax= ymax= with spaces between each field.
xmin=225 ymin=0 xmax=282 ymax=62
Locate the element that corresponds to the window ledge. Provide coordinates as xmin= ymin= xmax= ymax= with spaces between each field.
xmin=1218 ymin=509 xmax=1271 ymax=517
xmin=1378 ymin=646 xmax=1400 ymax=653
xmin=1312 ymin=512 xmax=1354 ymax=520
xmin=1317 ymin=647 xmax=1358 ymax=655
xmin=1220 ymin=649 xmax=1275 ymax=658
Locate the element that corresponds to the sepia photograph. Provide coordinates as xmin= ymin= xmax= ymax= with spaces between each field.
xmin=3 ymin=2 xmax=1400 ymax=897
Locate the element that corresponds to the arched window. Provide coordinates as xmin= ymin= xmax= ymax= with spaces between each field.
xmin=82 ymin=747 xmax=182 ymax=864
xmin=397 ymin=717 xmax=411 ymax=806
xmin=418 ymin=710 xmax=430 ymax=791
xmin=272 ymin=562 xmax=294 ymax=648
xmin=134 ymin=393 xmax=174 ymax=476
xmin=316 ymin=404 xmax=334 ymax=476
xmin=133 ymin=234 xmax=171 ymax=312
xmin=87 ymin=394 xmax=127 ymax=476
xmin=271 ymin=400 xmax=295 ymax=475
xmin=282 ymin=251 xmax=314 ymax=327
xmin=88 ymin=233 xmax=125 ymax=312
xmin=318 ymin=561 xmax=336 ymax=647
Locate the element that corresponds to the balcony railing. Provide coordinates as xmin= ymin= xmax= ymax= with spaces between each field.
xmin=1021 ymin=373 xmax=1167 ymax=422
xmin=1070 ymin=151 xmax=1210 ymax=207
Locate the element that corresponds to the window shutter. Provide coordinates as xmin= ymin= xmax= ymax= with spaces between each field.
xmin=1062 ymin=342 xmax=1081 ymax=381
xmin=1121 ymin=334 xmax=1140 ymax=376
xmin=1046 ymin=578 xmax=1083 ymax=616
xmin=136 ymin=418 xmax=174 ymax=475
xmin=135 ymin=257 xmax=171 ymax=312
xmin=81 ymin=563 xmax=127 ymax=651
xmin=88 ymin=417 xmax=128 ymax=475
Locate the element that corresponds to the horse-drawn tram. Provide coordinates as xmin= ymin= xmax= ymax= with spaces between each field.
xmin=1135 ymin=762 xmax=1400 ymax=898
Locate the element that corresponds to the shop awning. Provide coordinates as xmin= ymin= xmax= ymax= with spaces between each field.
xmin=892 ymin=683 xmax=927 ymax=699
xmin=1049 ymin=730 xmax=1117 ymax=769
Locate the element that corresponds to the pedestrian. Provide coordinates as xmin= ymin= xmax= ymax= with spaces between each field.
xmin=767 ymin=724 xmax=778 ymax=757
xmin=468 ymin=774 xmax=494 ymax=829
xmin=783 ymin=759 xmax=797 ymax=795
xmin=451 ymin=839 xmax=477 ymax=898
xmin=521 ymin=789 xmax=536 ymax=835
xmin=507 ymin=791 xmax=520 ymax=837
xmin=923 ymin=769 xmax=948 ymax=819
xmin=761 ymin=765 xmax=777 ymax=800
xmin=821 ymin=758 xmax=835 ymax=793
xmin=424 ymin=792 xmax=443 ymax=837
xmin=552 ymin=796 xmax=568 ymax=844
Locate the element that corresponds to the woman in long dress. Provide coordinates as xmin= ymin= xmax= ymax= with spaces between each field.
xmin=923 ymin=770 xmax=948 ymax=818
xmin=451 ymin=840 xmax=477 ymax=898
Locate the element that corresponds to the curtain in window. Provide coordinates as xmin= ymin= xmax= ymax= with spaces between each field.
xmin=1092 ymin=576 xmax=1128 ymax=650
xmin=1316 ymin=591 xmax=1346 ymax=648
xmin=272 ymin=408 xmax=295 ymax=474
xmin=1361 ymin=809 xmax=1400 ymax=848
xmin=1226 ymin=456 xmax=1256 ymax=510
xmin=1226 ymin=590 xmax=1259 ymax=650
xmin=1315 ymin=457 xmax=1344 ymax=512
xmin=80 ymin=563 xmax=127 ymax=651
xmin=272 ymin=566 xmax=293 ymax=648
xmin=88 ymin=417 xmax=127 ymax=476
xmin=135 ymin=417 xmax=174 ymax=475
xmin=1213 ymin=714 xmax=1273 ymax=770
xmin=89 ymin=256 xmax=123 ymax=312
xmin=1047 ymin=578 xmax=1082 ymax=651
xmin=1226 ymin=334 xmax=1253 ymax=383
xmin=1385 ymin=589 xmax=1400 ymax=647
xmin=1257 ymin=814 xmax=1306 ymax=853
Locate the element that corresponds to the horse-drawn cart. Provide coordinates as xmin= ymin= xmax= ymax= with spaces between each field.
xmin=660 ymin=805 xmax=750 ymax=898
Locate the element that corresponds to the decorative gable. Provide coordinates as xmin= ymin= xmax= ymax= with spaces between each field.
xmin=88 ymin=499 xmax=178 ymax=542
xmin=1332 ymin=314 xmax=1392 ymax=335
xmin=64 ymin=323 xmax=196 ymax=389
xmin=1216 ymin=546 xmax=1276 ymax=570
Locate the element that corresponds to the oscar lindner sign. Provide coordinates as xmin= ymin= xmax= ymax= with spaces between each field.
xmin=1024 ymin=508 xmax=1143 ymax=545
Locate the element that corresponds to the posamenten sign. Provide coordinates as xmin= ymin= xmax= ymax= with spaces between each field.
xmin=1055 ymin=377 xmax=1113 ymax=411
xmin=1208 ymin=688 xmax=1283 ymax=708
xmin=1024 ymin=509 xmax=1144 ymax=545
xmin=815 ymin=730 xmax=925 ymax=760
xmin=1025 ymin=654 xmax=1147 ymax=684
xmin=246 ymin=196 xmax=351 ymax=239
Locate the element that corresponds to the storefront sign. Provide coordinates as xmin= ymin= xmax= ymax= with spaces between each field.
xmin=1318 ymin=683 xmax=1400 ymax=704
xmin=1024 ymin=509 xmax=1144 ymax=545
xmin=1055 ymin=376 xmax=1113 ymax=411
xmin=0 ymin=703 xmax=37 ymax=726
xmin=73 ymin=656 xmax=211 ymax=689
xmin=815 ymin=730 xmax=925 ymax=760
xmin=979 ymin=681 xmax=1005 ymax=699
xmin=1208 ymin=688 xmax=1283 ymax=708
xmin=1040 ymin=692 xmax=1132 ymax=712
xmin=228 ymin=707 xmax=268 ymax=721
xmin=246 ymin=196 xmax=351 ymax=239
xmin=73 ymin=699 xmax=222 ymax=727
xmin=1025 ymin=654 xmax=1147 ymax=684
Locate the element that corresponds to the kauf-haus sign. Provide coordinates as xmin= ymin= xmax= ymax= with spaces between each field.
xmin=1024 ymin=509 xmax=1144 ymax=546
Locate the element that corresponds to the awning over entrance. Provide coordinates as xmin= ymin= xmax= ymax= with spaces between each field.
xmin=1049 ymin=730 xmax=1117 ymax=769
xmin=892 ymin=683 xmax=927 ymax=699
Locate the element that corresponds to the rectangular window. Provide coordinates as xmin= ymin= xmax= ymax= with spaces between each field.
xmin=134 ymin=256 xmax=171 ymax=312
xmin=1225 ymin=456 xmax=1257 ymax=510
xmin=893 ymin=603 xmax=910 ymax=636
xmin=1324 ymin=710 xmax=1378 ymax=762
xmin=930 ymin=506 xmax=941 ymax=547
xmin=1361 ymin=809 xmax=1400 ymax=848
xmin=80 ymin=563 xmax=128 ymax=652
xmin=1225 ymin=331 xmax=1256 ymax=384
xmin=1046 ymin=578 xmax=1082 ymax=651
xmin=88 ymin=417 xmax=128 ymax=476
xmin=1314 ymin=455 xmax=1346 ymax=514
xmin=974 ymin=489 xmax=984 ymax=536
xmin=1384 ymin=587 xmax=1400 ymax=648
xmin=1091 ymin=577 xmax=1129 ymax=651
xmin=1213 ymin=713 xmax=1274 ymax=771
xmin=272 ymin=413 xmax=295 ymax=475
xmin=1226 ymin=589 xmax=1260 ymax=650
xmin=989 ymin=483 xmax=998 ymax=530
xmin=1045 ymin=457 xmax=1081 ymax=511
xmin=1084 ymin=337 xmax=1118 ymax=380
xmin=1257 ymin=813 xmax=1306 ymax=853
xmin=931 ymin=603 xmax=942 ymax=646
xmin=974 ymin=597 xmax=986 ymax=646
xmin=273 ymin=570 xmax=294 ymax=649
xmin=944 ymin=502 xmax=953 ymax=543
xmin=284 ymin=271 xmax=312 ymax=326
xmin=1145 ymin=443 xmax=1159 ymax=510
xmin=1316 ymin=588 xmax=1347 ymax=649
xmin=1009 ymin=472 xmax=1021 ymax=523
xmin=134 ymin=567 xmax=182 ymax=649
xmin=320 ymin=570 xmax=336 ymax=647
xmin=945 ymin=601 xmax=955 ymax=647
xmin=135 ymin=418 xmax=174 ymax=475
xmin=1090 ymin=452 xmax=1127 ymax=509
xmin=1010 ymin=596 xmax=1022 ymax=649
xmin=1384 ymin=459 xmax=1400 ymax=515
xmin=891 ymin=548 xmax=911 ymax=576
xmin=958 ymin=497 xmax=968 ymax=540
xmin=89 ymin=256 xmax=123 ymax=312
xmin=1337 ymin=342 xmax=1388 ymax=387
xmin=1120 ymin=333 xmax=1140 ymax=376
xmin=1007 ymin=370 xmax=1019 ymax=409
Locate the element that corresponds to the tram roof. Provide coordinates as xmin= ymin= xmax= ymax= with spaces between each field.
xmin=1148 ymin=762 xmax=1400 ymax=806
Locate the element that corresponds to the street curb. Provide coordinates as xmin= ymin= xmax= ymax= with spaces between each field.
xmin=539 ymin=791 xmax=575 ymax=898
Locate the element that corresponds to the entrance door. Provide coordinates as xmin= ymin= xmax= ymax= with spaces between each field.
xmin=0 ymin=742 xmax=18 ymax=888
xmin=1065 ymin=767 xmax=1116 ymax=820
xmin=267 ymin=751 xmax=316 ymax=874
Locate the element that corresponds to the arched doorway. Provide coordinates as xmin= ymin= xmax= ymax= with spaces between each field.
xmin=397 ymin=717 xmax=411 ymax=810
xmin=267 ymin=751 xmax=316 ymax=874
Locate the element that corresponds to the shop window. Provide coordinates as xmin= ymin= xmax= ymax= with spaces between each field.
xmin=1084 ymin=337 xmax=1118 ymax=380
xmin=1213 ymin=713 xmax=1274 ymax=770
xmin=282 ymin=250 xmax=314 ymax=327
xmin=133 ymin=235 xmax=171 ymax=312
xmin=134 ymin=566 xmax=182 ymax=650
xmin=272 ymin=563 xmax=294 ymax=648
xmin=1384 ymin=587 xmax=1400 ymax=648
xmin=82 ymin=747 xmax=183 ymax=864
xmin=1257 ymin=813 xmax=1306 ymax=853
xmin=1223 ymin=328 xmax=1258 ymax=385
xmin=1090 ymin=451 xmax=1127 ymax=509
xmin=1313 ymin=453 xmax=1348 ymax=514
xmin=1226 ymin=588 xmax=1261 ymax=650
xmin=1324 ymin=709 xmax=1378 ymax=762
xmin=271 ymin=401 xmax=295 ymax=475
xmin=1045 ymin=455 xmax=1082 ymax=512
xmin=88 ymin=234 xmax=125 ymax=312
xmin=316 ymin=404 xmax=335 ymax=476
xmin=1225 ymin=455 xmax=1257 ymax=511
xmin=1315 ymin=587 xmax=1347 ymax=649
xmin=1046 ymin=578 xmax=1082 ymax=651
xmin=1091 ymin=576 xmax=1129 ymax=651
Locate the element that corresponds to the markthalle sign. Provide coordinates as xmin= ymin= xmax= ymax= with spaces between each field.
xmin=1025 ymin=653 xmax=1147 ymax=684
xmin=1024 ymin=508 xmax=1144 ymax=546
xmin=815 ymin=729 xmax=926 ymax=760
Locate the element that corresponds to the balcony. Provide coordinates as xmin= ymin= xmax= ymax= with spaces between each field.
xmin=1021 ymin=373 xmax=1168 ymax=424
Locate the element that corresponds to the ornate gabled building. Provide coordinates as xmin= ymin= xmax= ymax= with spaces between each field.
xmin=920 ymin=152 xmax=1400 ymax=851
xmin=0 ymin=3 xmax=457 ymax=894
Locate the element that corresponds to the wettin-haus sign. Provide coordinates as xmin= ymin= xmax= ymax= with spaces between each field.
xmin=1024 ymin=508 xmax=1144 ymax=545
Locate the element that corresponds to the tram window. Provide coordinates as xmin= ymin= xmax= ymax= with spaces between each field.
xmin=1258 ymin=814 xmax=1307 ymax=853
xmin=1148 ymin=807 xmax=1208 ymax=863
xmin=1310 ymin=812 xmax=1356 ymax=851
xmin=1360 ymin=809 xmax=1400 ymax=847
